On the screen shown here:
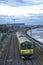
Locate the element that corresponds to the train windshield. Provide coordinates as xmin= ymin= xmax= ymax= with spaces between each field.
xmin=26 ymin=43 xmax=33 ymax=49
xmin=21 ymin=43 xmax=26 ymax=49
xmin=21 ymin=41 xmax=33 ymax=49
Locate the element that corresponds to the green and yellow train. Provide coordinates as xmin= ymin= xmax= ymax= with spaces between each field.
xmin=16 ymin=32 xmax=34 ymax=59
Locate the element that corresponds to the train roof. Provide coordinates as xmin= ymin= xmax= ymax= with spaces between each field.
xmin=16 ymin=32 xmax=32 ymax=44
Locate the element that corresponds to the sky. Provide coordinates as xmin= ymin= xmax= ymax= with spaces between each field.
xmin=0 ymin=0 xmax=43 ymax=24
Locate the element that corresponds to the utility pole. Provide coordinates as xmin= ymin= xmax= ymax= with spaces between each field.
xmin=30 ymin=27 xmax=32 ymax=37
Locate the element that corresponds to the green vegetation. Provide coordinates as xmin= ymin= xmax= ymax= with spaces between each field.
xmin=1 ymin=33 xmax=7 ymax=41
xmin=2 ymin=38 xmax=7 ymax=49
xmin=0 ymin=25 xmax=8 ymax=33
xmin=0 ymin=33 xmax=7 ymax=57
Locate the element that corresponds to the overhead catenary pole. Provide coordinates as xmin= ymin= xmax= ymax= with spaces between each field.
xmin=30 ymin=27 xmax=32 ymax=37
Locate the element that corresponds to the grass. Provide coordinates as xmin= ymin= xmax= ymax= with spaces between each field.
xmin=0 ymin=33 xmax=7 ymax=57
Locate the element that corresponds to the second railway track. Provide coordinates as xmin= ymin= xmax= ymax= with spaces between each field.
xmin=0 ymin=34 xmax=12 ymax=65
xmin=21 ymin=57 xmax=41 ymax=65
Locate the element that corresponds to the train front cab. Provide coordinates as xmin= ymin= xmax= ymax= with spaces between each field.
xmin=20 ymin=41 xmax=34 ymax=59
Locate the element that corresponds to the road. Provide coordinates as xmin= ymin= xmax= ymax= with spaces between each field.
xmin=0 ymin=32 xmax=42 ymax=65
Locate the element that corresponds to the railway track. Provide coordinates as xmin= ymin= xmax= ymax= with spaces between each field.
xmin=11 ymin=33 xmax=22 ymax=65
xmin=34 ymin=46 xmax=43 ymax=65
xmin=4 ymin=34 xmax=13 ymax=65
xmin=21 ymin=57 xmax=41 ymax=65
xmin=22 ymin=60 xmax=34 ymax=65
xmin=0 ymin=34 xmax=12 ymax=65
xmin=0 ymin=32 xmax=42 ymax=65
xmin=0 ymin=33 xmax=22 ymax=65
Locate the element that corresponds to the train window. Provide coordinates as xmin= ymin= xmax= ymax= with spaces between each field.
xmin=27 ymin=44 xmax=33 ymax=49
xmin=21 ymin=43 xmax=26 ymax=49
xmin=21 ymin=42 xmax=33 ymax=49
xmin=26 ymin=42 xmax=33 ymax=49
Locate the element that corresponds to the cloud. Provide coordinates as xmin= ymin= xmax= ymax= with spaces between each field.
xmin=16 ymin=14 xmax=43 ymax=25
xmin=0 ymin=0 xmax=43 ymax=24
xmin=0 ymin=0 xmax=25 ymax=6
xmin=0 ymin=14 xmax=43 ymax=25
xmin=0 ymin=0 xmax=43 ymax=6
xmin=0 ymin=4 xmax=43 ymax=16
xmin=15 ymin=0 xmax=25 ymax=3
xmin=23 ymin=0 xmax=43 ymax=6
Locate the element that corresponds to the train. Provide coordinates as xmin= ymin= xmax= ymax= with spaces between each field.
xmin=16 ymin=32 xmax=34 ymax=59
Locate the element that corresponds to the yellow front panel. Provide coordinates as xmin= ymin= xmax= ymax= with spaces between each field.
xmin=21 ymin=49 xmax=33 ymax=54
